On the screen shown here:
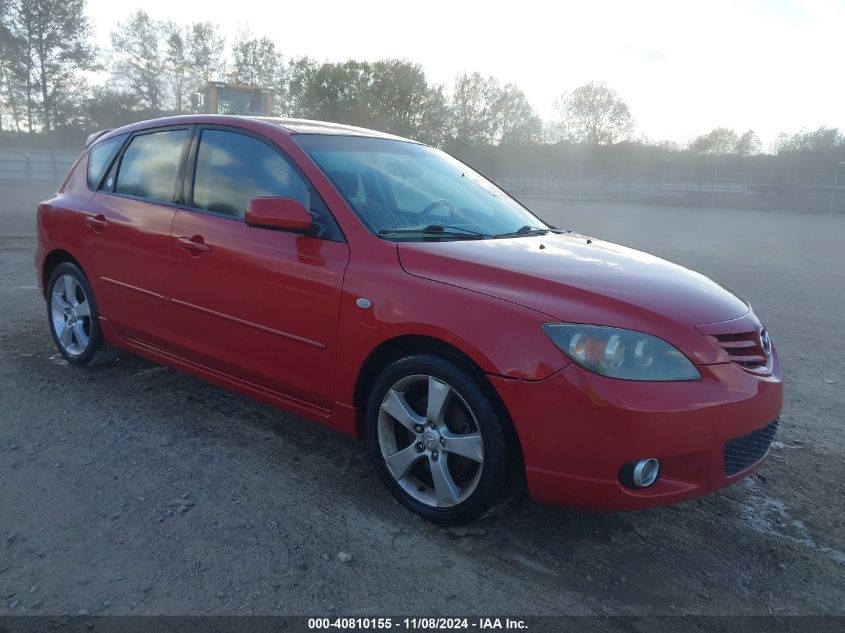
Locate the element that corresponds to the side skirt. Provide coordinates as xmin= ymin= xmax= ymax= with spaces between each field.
xmin=99 ymin=317 xmax=359 ymax=437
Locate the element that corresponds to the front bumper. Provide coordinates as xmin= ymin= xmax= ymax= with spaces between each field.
xmin=490 ymin=347 xmax=783 ymax=510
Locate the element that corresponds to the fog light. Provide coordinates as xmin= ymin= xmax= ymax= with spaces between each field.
xmin=619 ymin=458 xmax=660 ymax=488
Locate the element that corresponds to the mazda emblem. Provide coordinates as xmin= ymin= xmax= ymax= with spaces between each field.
xmin=760 ymin=327 xmax=772 ymax=356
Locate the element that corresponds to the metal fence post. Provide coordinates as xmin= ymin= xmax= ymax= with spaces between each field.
xmin=767 ymin=165 xmax=773 ymax=211
xmin=830 ymin=162 xmax=845 ymax=216
xmin=711 ymin=158 xmax=718 ymax=208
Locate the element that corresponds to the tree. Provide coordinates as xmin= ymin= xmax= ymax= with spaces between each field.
xmin=449 ymin=72 xmax=502 ymax=148
xmin=555 ymin=81 xmax=634 ymax=145
xmin=409 ymin=83 xmax=449 ymax=146
xmin=774 ymin=127 xmax=843 ymax=153
xmin=6 ymin=0 xmax=97 ymax=131
xmin=541 ymin=120 xmax=566 ymax=145
xmin=736 ymin=130 xmax=761 ymax=157
xmin=232 ymin=33 xmax=280 ymax=87
xmin=188 ymin=22 xmax=224 ymax=83
xmin=303 ymin=61 xmax=375 ymax=127
xmin=497 ymin=83 xmax=542 ymax=144
xmin=83 ymin=85 xmax=144 ymax=129
xmin=369 ymin=60 xmax=448 ymax=143
xmin=0 ymin=0 xmax=26 ymax=131
xmin=689 ymin=127 xmax=739 ymax=155
xmin=50 ymin=75 xmax=88 ymax=129
xmin=163 ymin=22 xmax=192 ymax=113
xmin=110 ymin=10 xmax=164 ymax=111
xmin=280 ymin=58 xmax=449 ymax=142
xmin=283 ymin=56 xmax=319 ymax=118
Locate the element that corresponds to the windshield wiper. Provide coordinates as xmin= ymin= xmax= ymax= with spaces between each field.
xmin=494 ymin=225 xmax=550 ymax=238
xmin=379 ymin=224 xmax=491 ymax=239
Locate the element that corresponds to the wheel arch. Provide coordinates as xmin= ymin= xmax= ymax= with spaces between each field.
xmin=352 ymin=335 xmax=525 ymax=469
xmin=42 ymin=249 xmax=84 ymax=298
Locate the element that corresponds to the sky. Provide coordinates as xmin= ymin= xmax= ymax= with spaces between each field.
xmin=84 ymin=0 xmax=845 ymax=147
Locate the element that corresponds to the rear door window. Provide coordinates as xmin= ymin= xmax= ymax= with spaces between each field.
xmin=114 ymin=129 xmax=189 ymax=204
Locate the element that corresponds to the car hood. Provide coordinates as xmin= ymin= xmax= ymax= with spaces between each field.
xmin=397 ymin=233 xmax=751 ymax=364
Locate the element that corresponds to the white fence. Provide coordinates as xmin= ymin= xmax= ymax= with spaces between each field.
xmin=493 ymin=177 xmax=845 ymax=214
xmin=0 ymin=149 xmax=78 ymax=184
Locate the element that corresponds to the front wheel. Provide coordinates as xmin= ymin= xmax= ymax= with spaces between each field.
xmin=365 ymin=355 xmax=516 ymax=524
xmin=46 ymin=262 xmax=120 ymax=368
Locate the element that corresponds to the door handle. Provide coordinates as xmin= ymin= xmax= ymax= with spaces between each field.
xmin=176 ymin=236 xmax=211 ymax=255
xmin=83 ymin=214 xmax=109 ymax=231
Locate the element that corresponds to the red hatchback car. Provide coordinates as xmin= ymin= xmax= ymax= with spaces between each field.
xmin=36 ymin=115 xmax=783 ymax=524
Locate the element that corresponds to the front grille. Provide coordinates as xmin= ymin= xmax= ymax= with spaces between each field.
xmin=724 ymin=418 xmax=779 ymax=475
xmin=709 ymin=331 xmax=768 ymax=369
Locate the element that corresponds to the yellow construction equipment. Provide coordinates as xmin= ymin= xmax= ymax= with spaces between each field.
xmin=192 ymin=82 xmax=275 ymax=116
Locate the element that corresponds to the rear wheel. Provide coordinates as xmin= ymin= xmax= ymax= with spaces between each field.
xmin=365 ymin=354 xmax=515 ymax=524
xmin=46 ymin=262 xmax=119 ymax=368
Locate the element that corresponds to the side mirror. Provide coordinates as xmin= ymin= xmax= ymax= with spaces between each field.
xmin=245 ymin=197 xmax=313 ymax=233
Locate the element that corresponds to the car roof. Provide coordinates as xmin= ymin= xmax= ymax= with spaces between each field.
xmin=92 ymin=115 xmax=417 ymax=147
xmin=255 ymin=117 xmax=415 ymax=142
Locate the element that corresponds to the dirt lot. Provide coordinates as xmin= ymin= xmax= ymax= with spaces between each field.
xmin=0 ymin=185 xmax=843 ymax=617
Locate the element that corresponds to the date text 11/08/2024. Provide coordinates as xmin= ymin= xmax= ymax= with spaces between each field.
xmin=307 ymin=617 xmax=528 ymax=630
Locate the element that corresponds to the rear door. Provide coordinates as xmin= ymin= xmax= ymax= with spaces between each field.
xmin=167 ymin=127 xmax=349 ymax=409
xmin=82 ymin=126 xmax=191 ymax=348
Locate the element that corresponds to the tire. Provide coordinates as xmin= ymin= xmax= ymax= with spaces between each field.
xmin=46 ymin=262 xmax=120 ymax=368
xmin=365 ymin=354 xmax=516 ymax=524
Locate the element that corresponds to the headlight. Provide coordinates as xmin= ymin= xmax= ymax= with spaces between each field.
xmin=542 ymin=323 xmax=700 ymax=381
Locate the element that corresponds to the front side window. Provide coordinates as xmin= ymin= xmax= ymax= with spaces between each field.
xmin=115 ymin=129 xmax=189 ymax=204
xmin=294 ymin=134 xmax=547 ymax=240
xmin=87 ymin=134 xmax=126 ymax=190
xmin=192 ymin=129 xmax=309 ymax=219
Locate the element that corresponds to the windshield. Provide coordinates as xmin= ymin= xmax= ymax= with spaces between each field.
xmin=293 ymin=135 xmax=548 ymax=240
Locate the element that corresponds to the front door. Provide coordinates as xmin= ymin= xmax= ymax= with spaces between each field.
xmin=167 ymin=128 xmax=349 ymax=409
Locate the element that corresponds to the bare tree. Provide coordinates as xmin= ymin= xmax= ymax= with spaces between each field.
xmin=555 ymin=81 xmax=634 ymax=145
xmin=110 ymin=11 xmax=164 ymax=111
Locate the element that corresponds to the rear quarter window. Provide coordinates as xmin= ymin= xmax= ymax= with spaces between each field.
xmin=87 ymin=134 xmax=127 ymax=190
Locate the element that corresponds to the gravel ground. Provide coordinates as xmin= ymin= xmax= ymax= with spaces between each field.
xmin=0 ymin=185 xmax=843 ymax=617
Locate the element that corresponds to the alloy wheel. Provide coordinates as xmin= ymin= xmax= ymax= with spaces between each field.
xmin=50 ymin=274 xmax=91 ymax=356
xmin=377 ymin=374 xmax=484 ymax=508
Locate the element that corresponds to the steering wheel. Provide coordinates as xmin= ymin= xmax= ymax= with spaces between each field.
xmin=419 ymin=199 xmax=456 ymax=223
